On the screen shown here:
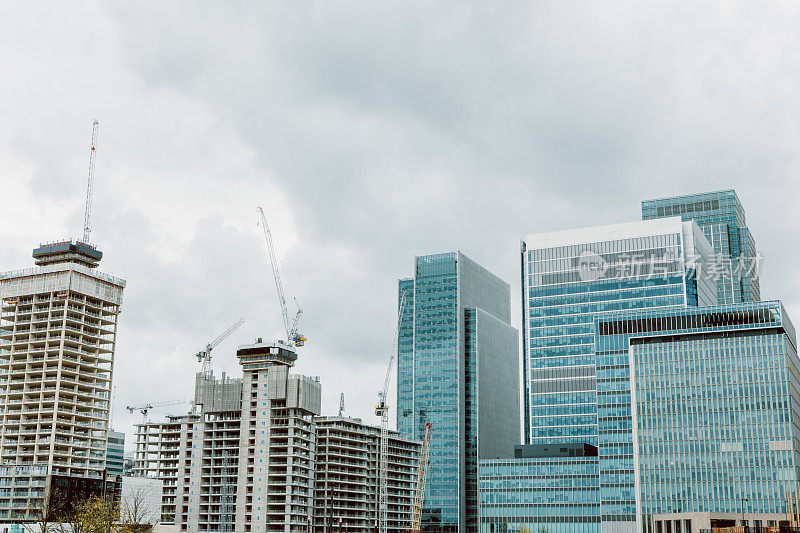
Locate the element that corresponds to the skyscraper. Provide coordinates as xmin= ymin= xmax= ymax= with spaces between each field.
xmin=0 ymin=241 xmax=125 ymax=522
xmin=595 ymin=300 xmax=797 ymax=532
xmin=135 ymin=342 xmax=322 ymax=532
xmin=397 ymin=252 xmax=519 ymax=532
xmin=642 ymin=189 xmax=761 ymax=304
xmin=480 ymin=300 xmax=799 ymax=533
xmin=134 ymin=346 xmax=423 ymax=532
xmin=234 ymin=341 xmax=321 ymax=532
xmin=520 ymin=218 xmax=716 ymax=447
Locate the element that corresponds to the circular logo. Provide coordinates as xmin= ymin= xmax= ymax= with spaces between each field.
xmin=577 ymin=250 xmax=608 ymax=281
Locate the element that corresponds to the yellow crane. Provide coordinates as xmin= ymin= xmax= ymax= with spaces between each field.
xmin=410 ymin=422 xmax=432 ymax=533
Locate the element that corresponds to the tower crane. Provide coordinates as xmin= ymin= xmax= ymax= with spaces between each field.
xmin=126 ymin=399 xmax=187 ymax=425
xmin=256 ymin=206 xmax=306 ymax=347
xmin=82 ymin=120 xmax=100 ymax=244
xmin=195 ymin=318 xmax=245 ymax=378
xmin=410 ymin=422 xmax=432 ymax=533
xmin=338 ymin=393 xmax=345 ymax=417
xmin=375 ymin=293 xmax=407 ymax=533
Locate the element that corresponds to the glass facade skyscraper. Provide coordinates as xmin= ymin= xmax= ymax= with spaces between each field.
xmin=594 ymin=300 xmax=797 ymax=532
xmin=397 ymin=252 xmax=519 ymax=532
xmin=520 ymin=218 xmax=716 ymax=447
xmin=483 ymin=190 xmax=788 ymax=533
xmin=481 ymin=300 xmax=798 ymax=533
xmin=642 ymin=189 xmax=761 ymax=304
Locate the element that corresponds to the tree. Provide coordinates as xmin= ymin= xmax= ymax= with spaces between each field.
xmin=22 ymin=490 xmax=67 ymax=533
xmin=118 ymin=487 xmax=159 ymax=533
xmin=71 ymin=495 xmax=118 ymax=533
xmin=21 ymin=503 xmax=59 ymax=533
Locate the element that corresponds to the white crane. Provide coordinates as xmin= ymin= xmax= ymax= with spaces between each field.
xmin=338 ymin=393 xmax=345 ymax=417
xmin=82 ymin=119 xmax=100 ymax=244
xmin=196 ymin=318 xmax=245 ymax=378
xmin=256 ymin=206 xmax=305 ymax=347
xmin=127 ymin=399 xmax=187 ymax=425
xmin=375 ymin=293 xmax=407 ymax=533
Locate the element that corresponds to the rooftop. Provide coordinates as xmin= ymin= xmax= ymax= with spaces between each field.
xmin=32 ymin=240 xmax=103 ymax=268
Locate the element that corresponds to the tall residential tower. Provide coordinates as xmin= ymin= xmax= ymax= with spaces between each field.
xmin=0 ymin=241 xmax=125 ymax=521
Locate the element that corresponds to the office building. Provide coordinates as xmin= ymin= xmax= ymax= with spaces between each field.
xmin=480 ymin=444 xmax=600 ymax=533
xmin=642 ymin=189 xmax=761 ymax=304
xmin=0 ymin=241 xmax=125 ymax=522
xmin=312 ymin=416 xmax=421 ymax=533
xmin=594 ymin=300 xmax=797 ymax=532
xmin=520 ymin=218 xmax=716 ymax=446
xmin=482 ymin=299 xmax=799 ymax=533
xmin=397 ymin=251 xmax=520 ymax=532
xmin=106 ymin=430 xmax=125 ymax=477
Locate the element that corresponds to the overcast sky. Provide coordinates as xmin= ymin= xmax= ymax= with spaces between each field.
xmin=1 ymin=2 xmax=799 ymax=452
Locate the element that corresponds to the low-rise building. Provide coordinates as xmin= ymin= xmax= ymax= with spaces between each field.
xmin=106 ymin=430 xmax=125 ymax=477
xmin=479 ymin=444 xmax=600 ymax=533
xmin=120 ymin=475 xmax=163 ymax=528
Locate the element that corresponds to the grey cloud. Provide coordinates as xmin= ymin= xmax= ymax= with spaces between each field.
xmin=2 ymin=0 xmax=799 ymax=446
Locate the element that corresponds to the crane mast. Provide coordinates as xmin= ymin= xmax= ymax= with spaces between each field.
xmin=257 ymin=206 xmax=305 ymax=347
xmin=410 ymin=422 xmax=432 ymax=533
xmin=82 ymin=120 xmax=99 ymax=244
xmin=196 ymin=318 xmax=245 ymax=378
xmin=375 ymin=293 xmax=407 ymax=533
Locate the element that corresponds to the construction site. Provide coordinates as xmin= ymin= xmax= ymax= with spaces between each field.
xmin=0 ymin=119 xmax=431 ymax=532
xmin=130 ymin=207 xmax=431 ymax=532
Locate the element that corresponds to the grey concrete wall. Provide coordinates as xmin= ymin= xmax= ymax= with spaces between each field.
xmin=194 ymin=372 xmax=243 ymax=413
xmin=287 ymin=374 xmax=321 ymax=414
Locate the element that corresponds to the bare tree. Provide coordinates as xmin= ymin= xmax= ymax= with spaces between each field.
xmin=118 ymin=487 xmax=159 ymax=532
xmin=22 ymin=491 xmax=64 ymax=533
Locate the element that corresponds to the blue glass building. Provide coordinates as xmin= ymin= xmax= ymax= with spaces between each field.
xmin=481 ymin=300 xmax=799 ymax=533
xmin=398 ymin=252 xmax=519 ymax=532
xmin=521 ymin=218 xmax=716 ymax=446
xmin=594 ymin=300 xmax=798 ymax=532
xmin=480 ymin=445 xmax=600 ymax=533
xmin=642 ymin=190 xmax=761 ymax=305
xmin=106 ymin=430 xmax=125 ymax=477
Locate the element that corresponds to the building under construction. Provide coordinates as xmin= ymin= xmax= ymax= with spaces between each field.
xmin=133 ymin=206 xmax=424 ymax=532
xmin=0 ymin=241 xmax=125 ymax=521
xmin=134 ymin=345 xmax=422 ymax=533
xmin=313 ymin=416 xmax=421 ymax=533
xmin=135 ymin=340 xmax=322 ymax=532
